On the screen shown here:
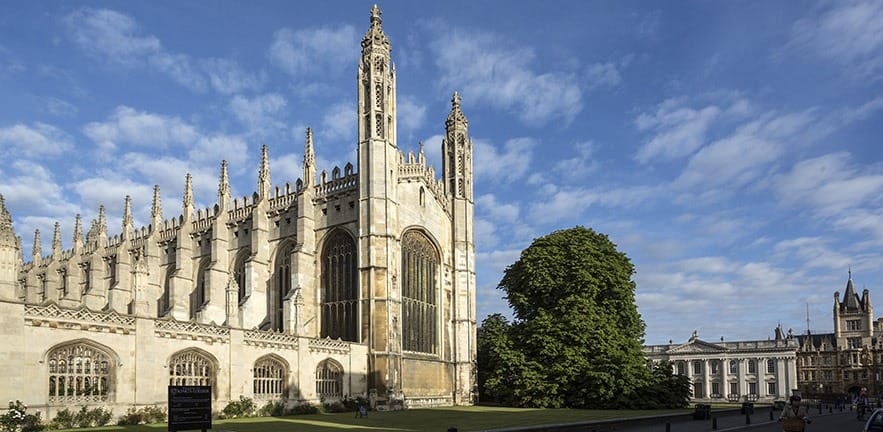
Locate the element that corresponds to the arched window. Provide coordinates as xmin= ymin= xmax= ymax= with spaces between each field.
xmin=748 ymin=360 xmax=757 ymax=374
xmin=107 ymin=256 xmax=117 ymax=288
xmin=271 ymin=244 xmax=294 ymax=331
xmin=316 ymin=359 xmax=342 ymax=400
xmin=81 ymin=262 xmax=91 ymax=295
xmin=401 ymin=230 xmax=439 ymax=354
xmin=767 ymin=359 xmax=776 ymax=374
xmin=47 ymin=341 xmax=112 ymax=404
xmin=254 ymin=356 xmax=286 ymax=400
xmin=692 ymin=360 xmax=702 ymax=375
xmin=676 ymin=361 xmax=686 ymax=375
xmin=169 ymin=350 xmax=214 ymax=387
xmin=233 ymin=249 xmax=249 ymax=305
xmin=158 ymin=267 xmax=173 ymax=317
xmin=730 ymin=360 xmax=737 ymax=374
xmin=191 ymin=259 xmax=209 ymax=319
xmin=321 ymin=231 xmax=358 ymax=341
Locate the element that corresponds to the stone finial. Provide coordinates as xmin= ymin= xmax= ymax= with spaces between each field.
xmin=122 ymin=195 xmax=133 ymax=238
xmin=73 ymin=214 xmax=83 ymax=247
xmin=446 ymin=91 xmax=468 ymax=127
xmin=183 ymin=173 xmax=194 ymax=208
xmin=151 ymin=185 xmax=162 ymax=224
xmin=362 ymin=4 xmax=389 ymax=51
xmin=258 ymin=144 xmax=270 ymax=199
xmin=218 ymin=160 xmax=230 ymax=199
xmin=305 ymin=128 xmax=315 ymax=168
xmin=51 ymin=221 xmax=62 ymax=258
xmin=0 ymin=193 xmax=12 ymax=232
xmin=32 ymin=229 xmax=42 ymax=263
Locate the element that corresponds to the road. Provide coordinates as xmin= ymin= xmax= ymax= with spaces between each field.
xmin=729 ymin=411 xmax=864 ymax=432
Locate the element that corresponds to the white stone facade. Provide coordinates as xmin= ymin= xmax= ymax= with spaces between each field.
xmin=0 ymin=6 xmax=476 ymax=419
xmin=644 ymin=332 xmax=799 ymax=403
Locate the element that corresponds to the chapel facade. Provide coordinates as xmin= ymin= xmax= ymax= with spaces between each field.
xmin=0 ymin=5 xmax=476 ymax=418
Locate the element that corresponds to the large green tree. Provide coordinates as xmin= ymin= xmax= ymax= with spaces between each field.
xmin=482 ymin=226 xmax=652 ymax=408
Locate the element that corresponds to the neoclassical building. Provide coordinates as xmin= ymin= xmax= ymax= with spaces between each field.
xmin=644 ymin=330 xmax=799 ymax=403
xmin=795 ymin=272 xmax=883 ymax=398
xmin=0 ymin=6 xmax=476 ymax=419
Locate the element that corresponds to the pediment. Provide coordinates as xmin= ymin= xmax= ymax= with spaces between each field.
xmin=668 ymin=339 xmax=727 ymax=353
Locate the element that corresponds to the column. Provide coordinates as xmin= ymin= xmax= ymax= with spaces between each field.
xmin=721 ymin=358 xmax=729 ymax=399
xmin=778 ymin=358 xmax=787 ymax=397
xmin=738 ymin=358 xmax=747 ymax=399
xmin=758 ymin=357 xmax=766 ymax=399
xmin=703 ymin=359 xmax=711 ymax=398
xmin=685 ymin=359 xmax=694 ymax=399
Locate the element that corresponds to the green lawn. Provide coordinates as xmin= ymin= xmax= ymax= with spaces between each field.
xmin=58 ymin=406 xmax=691 ymax=432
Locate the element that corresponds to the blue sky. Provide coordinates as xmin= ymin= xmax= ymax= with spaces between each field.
xmin=2 ymin=1 xmax=883 ymax=345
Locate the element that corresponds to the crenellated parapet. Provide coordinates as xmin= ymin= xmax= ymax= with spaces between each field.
xmin=397 ymin=144 xmax=449 ymax=213
xmin=315 ymin=163 xmax=358 ymax=199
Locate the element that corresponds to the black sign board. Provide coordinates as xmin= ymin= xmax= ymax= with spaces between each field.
xmin=168 ymin=385 xmax=212 ymax=432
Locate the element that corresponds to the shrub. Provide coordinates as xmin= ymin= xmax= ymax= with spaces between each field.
xmin=116 ymin=405 xmax=167 ymax=426
xmin=287 ymin=403 xmax=319 ymax=415
xmin=257 ymin=400 xmax=285 ymax=417
xmin=50 ymin=409 xmax=76 ymax=430
xmin=221 ymin=396 xmax=256 ymax=419
xmin=0 ymin=400 xmax=45 ymax=432
xmin=72 ymin=406 xmax=112 ymax=428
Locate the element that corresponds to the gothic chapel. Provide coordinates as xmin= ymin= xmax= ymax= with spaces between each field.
xmin=0 ymin=6 xmax=476 ymax=417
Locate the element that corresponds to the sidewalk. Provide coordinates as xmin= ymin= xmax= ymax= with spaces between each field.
xmin=620 ymin=404 xmax=848 ymax=432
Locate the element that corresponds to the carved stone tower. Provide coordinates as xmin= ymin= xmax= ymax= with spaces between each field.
xmin=0 ymin=195 xmax=21 ymax=301
xmin=442 ymin=92 xmax=476 ymax=403
xmin=357 ymin=5 xmax=402 ymax=400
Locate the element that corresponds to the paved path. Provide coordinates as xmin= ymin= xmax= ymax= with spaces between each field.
xmin=618 ymin=405 xmax=850 ymax=432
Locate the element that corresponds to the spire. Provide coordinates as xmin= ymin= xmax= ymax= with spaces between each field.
xmin=97 ymin=204 xmax=107 ymax=240
xmin=258 ymin=144 xmax=271 ymax=200
xmin=362 ymin=4 xmax=390 ymax=51
xmin=51 ymin=222 xmax=61 ymax=258
xmin=184 ymin=173 xmax=194 ymax=207
xmin=73 ymin=214 xmax=83 ymax=249
xmin=151 ymin=185 xmax=162 ymax=227
xmin=32 ymin=229 xmax=42 ymax=264
xmin=843 ymin=270 xmax=861 ymax=310
xmin=304 ymin=128 xmax=316 ymax=186
xmin=122 ymin=195 xmax=133 ymax=239
xmin=446 ymin=91 xmax=468 ymax=127
xmin=0 ymin=194 xmax=12 ymax=233
xmin=218 ymin=160 xmax=230 ymax=200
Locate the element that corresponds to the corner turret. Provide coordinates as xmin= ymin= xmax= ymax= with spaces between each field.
xmin=0 ymin=194 xmax=22 ymax=300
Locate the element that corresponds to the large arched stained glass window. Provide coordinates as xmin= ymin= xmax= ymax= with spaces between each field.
xmin=253 ymin=356 xmax=286 ymax=400
xmin=169 ymin=350 xmax=214 ymax=386
xmin=321 ymin=231 xmax=358 ymax=342
xmin=401 ymin=230 xmax=438 ymax=354
xmin=271 ymin=244 xmax=294 ymax=331
xmin=316 ymin=359 xmax=343 ymax=399
xmin=47 ymin=341 xmax=112 ymax=404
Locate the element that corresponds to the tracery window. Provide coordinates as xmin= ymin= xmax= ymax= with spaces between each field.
xmin=401 ymin=230 xmax=438 ymax=354
xmin=272 ymin=244 xmax=294 ymax=331
xmin=253 ymin=356 xmax=286 ymax=400
xmin=233 ymin=249 xmax=249 ymax=304
xmin=315 ymin=359 xmax=342 ymax=399
xmin=158 ymin=267 xmax=172 ymax=317
xmin=47 ymin=341 xmax=112 ymax=404
xmin=169 ymin=350 xmax=213 ymax=386
xmin=321 ymin=231 xmax=358 ymax=342
xmin=375 ymin=113 xmax=383 ymax=137
xmin=191 ymin=259 xmax=209 ymax=319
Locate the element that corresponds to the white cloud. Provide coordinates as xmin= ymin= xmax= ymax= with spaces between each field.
xmin=188 ymin=135 xmax=250 ymax=168
xmin=773 ymin=152 xmax=883 ymax=216
xmin=148 ymin=52 xmax=207 ymax=92
xmin=63 ymin=8 xmax=160 ymax=66
xmin=83 ymin=106 xmax=199 ymax=151
xmin=674 ymin=110 xmax=819 ymax=189
xmin=585 ymin=62 xmax=622 ymax=91
xmin=430 ymin=27 xmax=582 ymax=126
xmin=396 ymin=94 xmax=427 ymax=137
xmin=320 ymin=101 xmax=356 ymax=143
xmin=787 ymin=0 xmax=883 ymax=81
xmin=0 ymin=123 xmax=74 ymax=157
xmin=45 ymin=97 xmax=78 ymax=118
xmin=473 ymin=138 xmax=536 ymax=183
xmin=229 ymin=93 xmax=288 ymax=132
xmin=0 ymin=161 xmax=77 ymax=217
xmin=476 ymin=194 xmax=520 ymax=224
xmin=268 ymin=25 xmax=357 ymax=78
xmin=202 ymin=58 xmax=265 ymax=95
xmin=554 ymin=141 xmax=599 ymax=181
xmin=635 ymin=99 xmax=721 ymax=163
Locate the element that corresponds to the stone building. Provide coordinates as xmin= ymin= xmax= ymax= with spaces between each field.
xmin=0 ymin=5 xmax=476 ymax=418
xmin=644 ymin=330 xmax=799 ymax=403
xmin=795 ymin=272 xmax=883 ymax=398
